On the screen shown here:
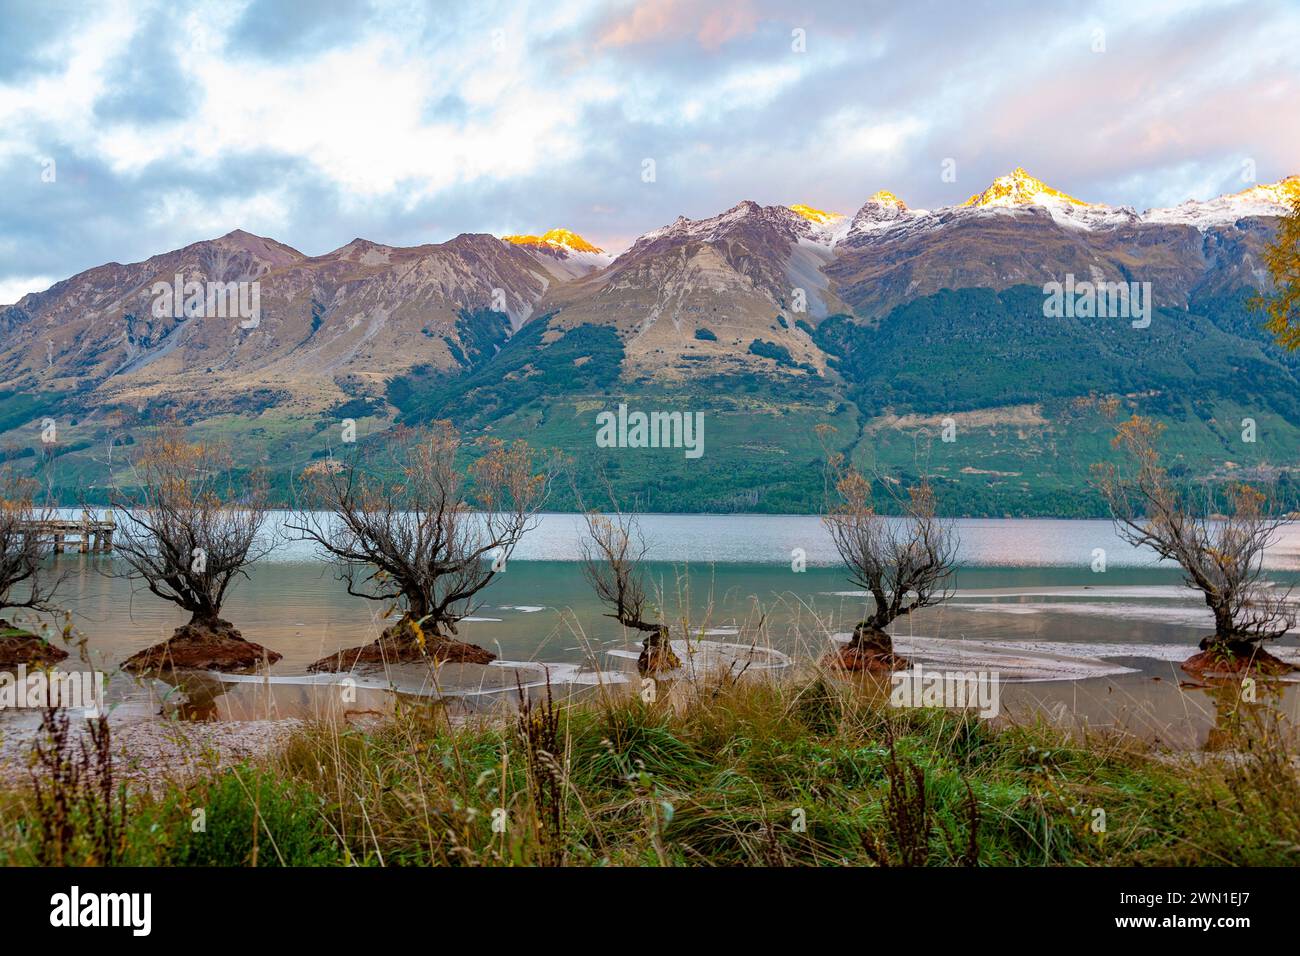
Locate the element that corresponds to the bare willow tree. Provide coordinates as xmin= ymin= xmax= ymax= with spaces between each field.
xmin=1093 ymin=415 xmax=1296 ymax=675
xmin=0 ymin=470 xmax=67 ymax=665
xmin=112 ymin=430 xmax=280 ymax=672
xmin=579 ymin=501 xmax=680 ymax=677
xmin=819 ymin=426 xmax=958 ymax=671
xmin=292 ymin=423 xmax=550 ymax=671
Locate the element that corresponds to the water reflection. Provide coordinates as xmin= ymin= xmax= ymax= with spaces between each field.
xmin=5 ymin=516 xmax=1299 ymax=748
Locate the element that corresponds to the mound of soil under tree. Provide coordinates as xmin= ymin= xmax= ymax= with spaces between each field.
xmin=121 ymin=618 xmax=282 ymax=674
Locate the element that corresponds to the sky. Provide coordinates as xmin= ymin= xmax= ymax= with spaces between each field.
xmin=2 ymin=0 xmax=1298 ymax=303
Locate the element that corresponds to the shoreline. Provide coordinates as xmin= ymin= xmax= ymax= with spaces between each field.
xmin=2 ymin=670 xmax=1296 ymax=868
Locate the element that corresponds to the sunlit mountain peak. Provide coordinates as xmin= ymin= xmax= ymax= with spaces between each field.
xmin=503 ymin=227 xmax=604 ymax=253
xmin=788 ymin=203 xmax=843 ymax=224
xmin=962 ymin=167 xmax=1094 ymax=208
xmin=866 ymin=190 xmax=906 ymax=208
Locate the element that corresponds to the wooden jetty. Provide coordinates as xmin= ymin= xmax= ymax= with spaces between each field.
xmin=21 ymin=511 xmax=115 ymax=554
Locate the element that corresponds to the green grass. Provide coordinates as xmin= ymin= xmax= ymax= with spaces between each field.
xmin=3 ymin=674 xmax=1296 ymax=867
xmin=0 ymin=762 xmax=340 ymax=867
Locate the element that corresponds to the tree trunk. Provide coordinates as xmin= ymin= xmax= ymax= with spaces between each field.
xmin=849 ymin=621 xmax=894 ymax=654
xmin=188 ymin=608 xmax=221 ymax=627
xmin=825 ymin=620 xmax=909 ymax=672
xmin=638 ymin=625 xmax=681 ymax=676
xmin=1210 ymin=602 xmax=1233 ymax=643
xmin=405 ymin=592 xmax=430 ymax=625
xmin=1198 ymin=632 xmax=1258 ymax=657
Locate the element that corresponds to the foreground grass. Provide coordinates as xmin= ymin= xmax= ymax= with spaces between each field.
xmin=2 ymin=672 xmax=1298 ymax=866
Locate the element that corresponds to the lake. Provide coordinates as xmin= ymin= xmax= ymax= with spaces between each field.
xmin=13 ymin=514 xmax=1300 ymax=748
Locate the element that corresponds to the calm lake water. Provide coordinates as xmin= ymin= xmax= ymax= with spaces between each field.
xmin=15 ymin=514 xmax=1300 ymax=747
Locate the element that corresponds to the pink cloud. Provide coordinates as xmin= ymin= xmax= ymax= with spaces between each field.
xmin=598 ymin=0 xmax=761 ymax=51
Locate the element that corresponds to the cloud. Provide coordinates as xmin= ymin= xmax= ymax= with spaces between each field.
xmin=596 ymin=0 xmax=763 ymax=50
xmin=0 ymin=275 xmax=56 ymax=305
xmin=0 ymin=0 xmax=1295 ymax=291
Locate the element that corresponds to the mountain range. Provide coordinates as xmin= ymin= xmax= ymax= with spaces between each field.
xmin=3 ymin=167 xmax=1298 ymax=515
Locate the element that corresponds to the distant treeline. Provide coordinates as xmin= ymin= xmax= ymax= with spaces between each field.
xmin=44 ymin=463 xmax=1300 ymax=519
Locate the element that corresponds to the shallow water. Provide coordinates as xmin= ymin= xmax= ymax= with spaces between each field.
xmin=9 ymin=515 xmax=1300 ymax=748
xmin=53 ymin=509 xmax=1300 ymax=568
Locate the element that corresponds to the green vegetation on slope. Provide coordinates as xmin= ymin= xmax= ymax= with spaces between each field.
xmin=814 ymin=285 xmax=1300 ymax=419
xmin=9 ymin=286 xmax=1300 ymax=516
xmin=388 ymin=315 xmax=624 ymax=429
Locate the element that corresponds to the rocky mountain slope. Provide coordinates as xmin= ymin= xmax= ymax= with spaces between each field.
xmin=2 ymin=169 xmax=1297 ymax=513
xmin=0 ymin=229 xmax=559 ymax=415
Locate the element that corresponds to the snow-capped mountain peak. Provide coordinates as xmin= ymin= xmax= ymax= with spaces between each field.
xmin=633 ymin=201 xmax=801 ymax=249
xmin=502 ymin=227 xmax=604 ymax=254
xmin=1240 ymin=174 xmax=1300 ymax=207
xmin=963 ymin=167 xmax=1095 ymax=209
xmin=843 ymin=188 xmax=926 ymax=241
xmin=787 ymin=203 xmax=844 ymax=225
xmin=502 ymin=227 xmax=611 ymax=278
xmin=952 ymin=167 xmax=1147 ymax=231
xmin=866 ymin=189 xmax=907 ymax=208
xmin=1143 ymin=175 xmax=1300 ymax=228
